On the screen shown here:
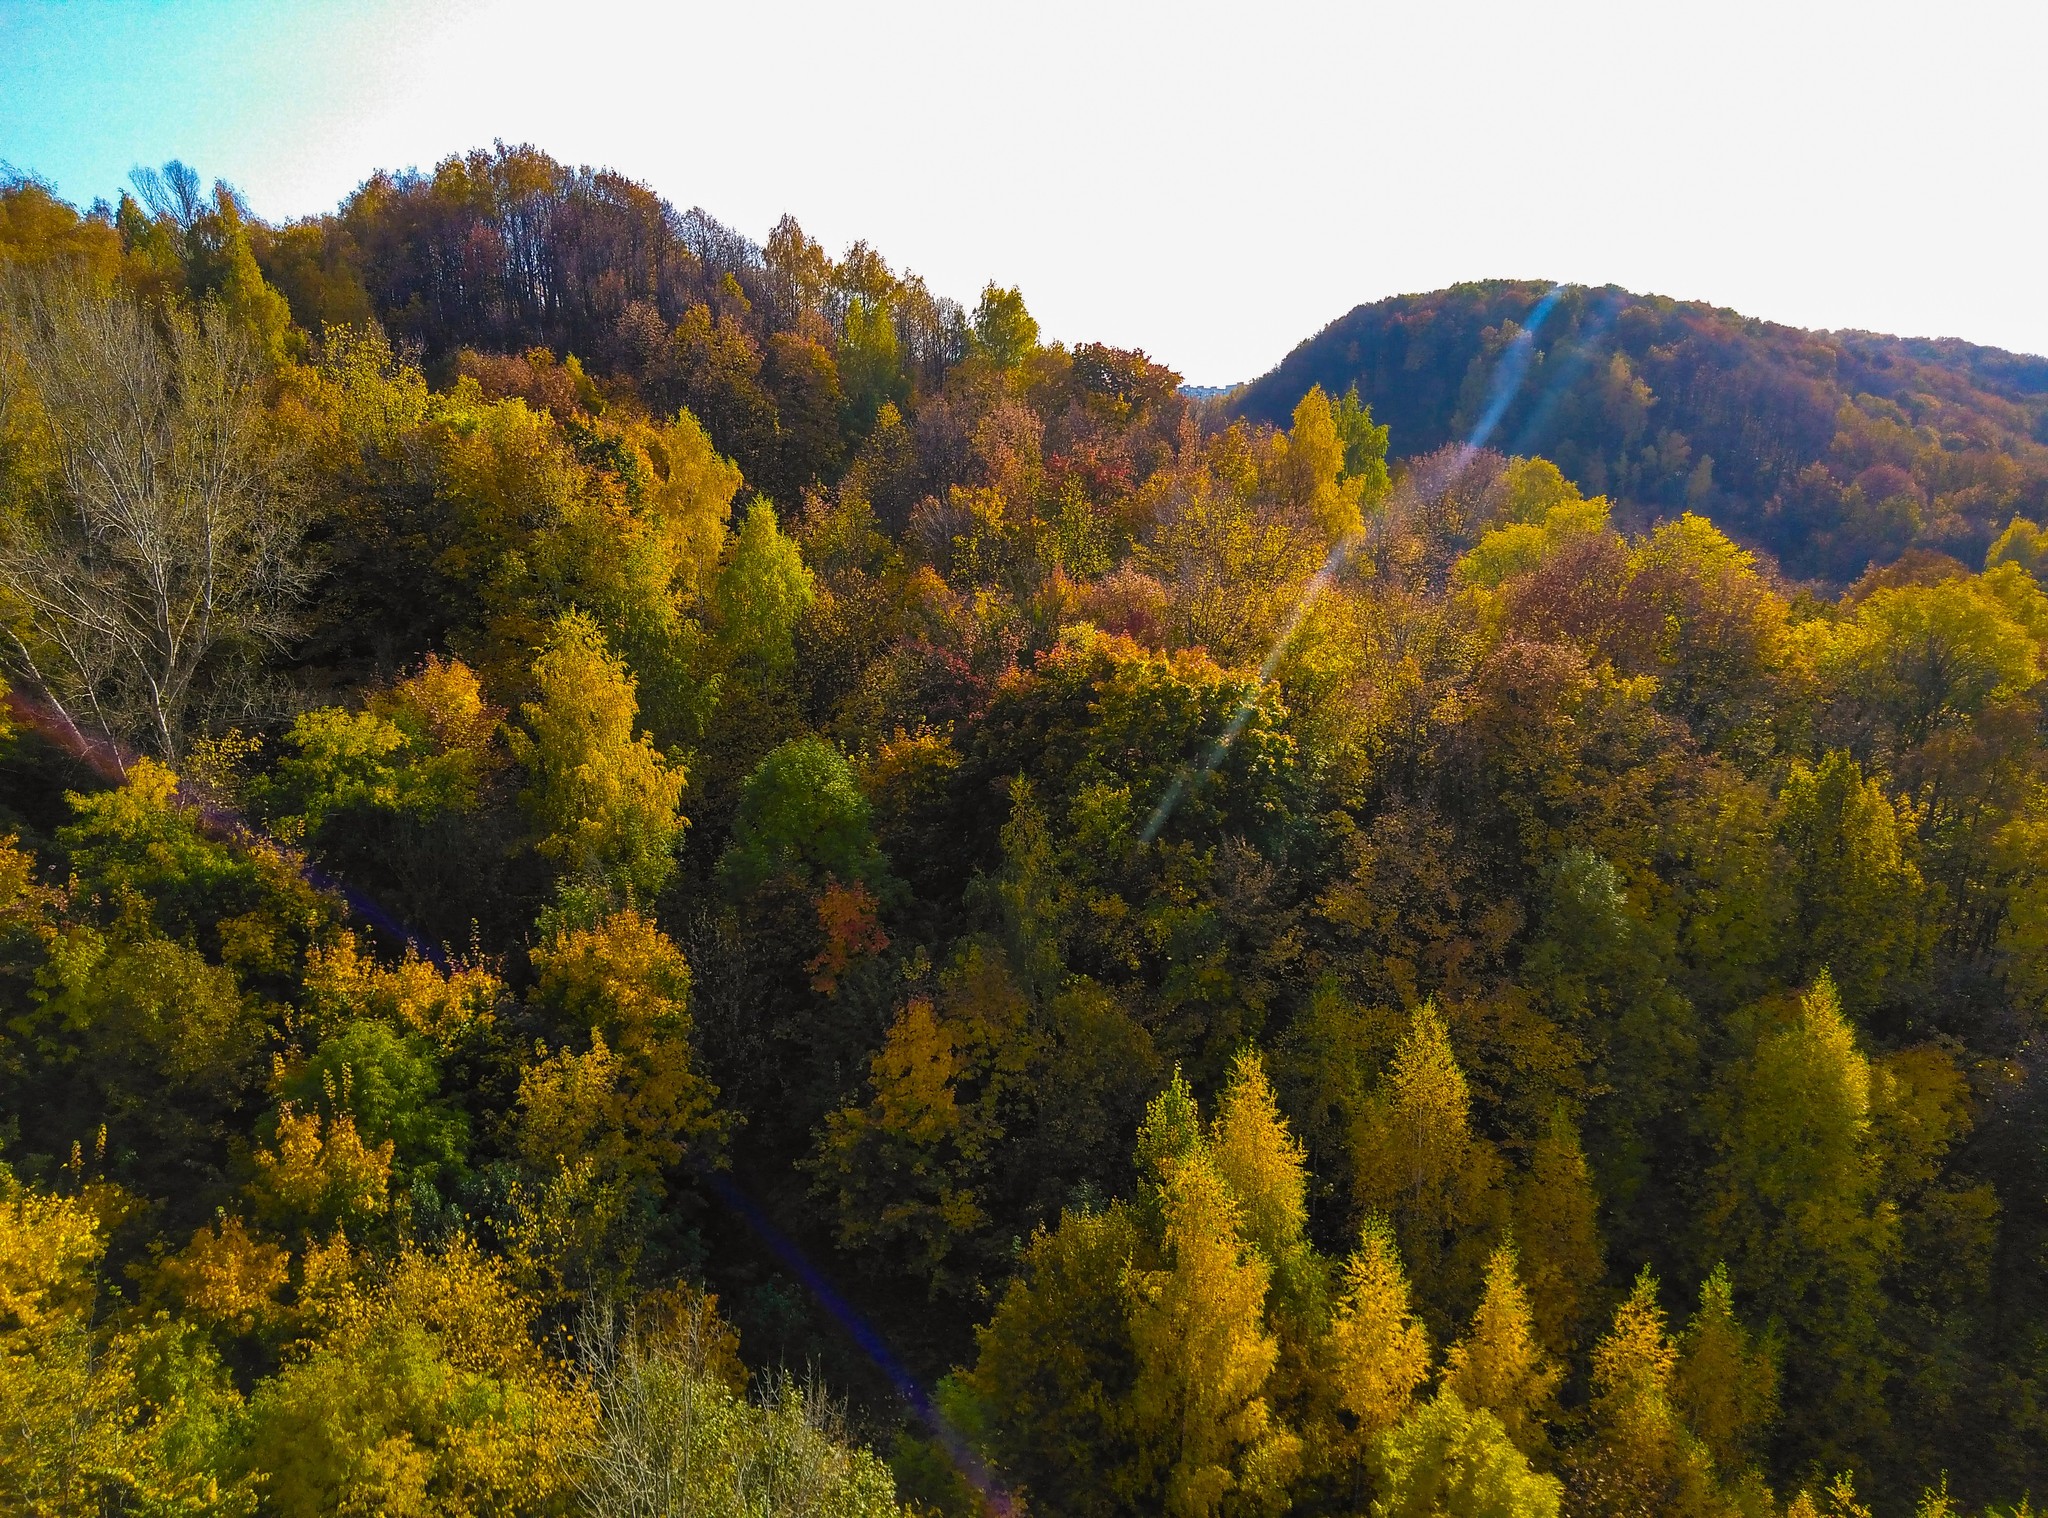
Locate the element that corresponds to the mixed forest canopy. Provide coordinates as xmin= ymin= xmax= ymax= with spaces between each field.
xmin=4 ymin=143 xmax=2048 ymax=1517
xmin=1232 ymin=280 xmax=2048 ymax=586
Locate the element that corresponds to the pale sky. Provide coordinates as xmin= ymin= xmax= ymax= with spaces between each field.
xmin=2 ymin=0 xmax=2042 ymax=386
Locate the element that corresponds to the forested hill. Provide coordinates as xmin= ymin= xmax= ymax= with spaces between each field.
xmin=1232 ymin=280 xmax=2048 ymax=583
xmin=16 ymin=145 xmax=2048 ymax=1517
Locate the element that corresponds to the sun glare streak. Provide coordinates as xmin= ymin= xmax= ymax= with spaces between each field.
xmin=1139 ymin=284 xmax=1570 ymax=845
xmin=700 ymin=1170 xmax=1018 ymax=1513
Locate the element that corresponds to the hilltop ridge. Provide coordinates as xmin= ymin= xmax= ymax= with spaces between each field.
xmin=1232 ymin=279 xmax=2048 ymax=582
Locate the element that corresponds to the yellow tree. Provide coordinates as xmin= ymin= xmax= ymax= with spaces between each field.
xmin=1356 ymin=1001 xmax=1505 ymax=1326
xmin=1672 ymin=1265 xmax=1778 ymax=1479
xmin=1440 ymin=1245 xmax=1560 ymax=1454
xmin=1325 ymin=1216 xmax=1432 ymax=1452
xmin=0 ymin=1180 xmax=254 ymax=1514
xmin=509 ymin=611 xmax=687 ymax=904
xmin=518 ymin=911 xmax=722 ymax=1194
xmin=1283 ymin=386 xmax=1365 ymax=543
xmin=1371 ymin=1392 xmax=1562 ymax=1518
xmin=1572 ymin=1269 xmax=1722 ymax=1518
xmin=243 ymin=1240 xmax=593 ymax=1518
xmin=1211 ymin=1047 xmax=1317 ymax=1305
xmin=1124 ymin=1147 xmax=1300 ymax=1518
xmin=810 ymin=945 xmax=1034 ymax=1299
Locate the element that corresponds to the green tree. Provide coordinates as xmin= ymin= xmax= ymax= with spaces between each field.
xmin=713 ymin=498 xmax=815 ymax=671
xmin=970 ymin=283 xmax=1039 ymax=369
xmin=1700 ymin=976 xmax=1893 ymax=1466
xmin=1775 ymin=752 xmax=1927 ymax=1015
xmin=1511 ymin=1108 xmax=1605 ymax=1357
xmin=1371 ymin=1393 xmax=1562 ymax=1518
xmin=719 ymin=735 xmax=888 ymax=895
xmin=965 ymin=1204 xmax=1143 ymax=1518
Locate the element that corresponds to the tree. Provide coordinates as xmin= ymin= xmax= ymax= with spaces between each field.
xmin=0 ymin=1179 xmax=255 ymax=1516
xmin=966 ymin=1204 xmax=1144 ymax=1518
xmin=1820 ymin=578 xmax=2039 ymax=752
xmin=574 ymin=1294 xmax=903 ymax=1518
xmin=509 ymin=611 xmax=687 ymax=905
xmin=1700 ymin=976 xmax=1893 ymax=1467
xmin=1355 ymin=1001 xmax=1504 ymax=1325
xmin=971 ymin=283 xmax=1039 ymax=369
xmin=1672 ymin=1265 xmax=1778 ymax=1478
xmin=1210 ymin=1047 xmax=1315 ymax=1291
xmin=1284 ymin=386 xmax=1365 ymax=543
xmin=714 ymin=498 xmax=815 ymax=671
xmin=1511 ymin=1109 xmax=1605 ymax=1358
xmin=1572 ymin=1269 xmax=1722 ymax=1518
xmin=282 ymin=1019 xmax=469 ymax=1193
xmin=0 ymin=275 xmax=306 ymax=761
xmin=1775 ymin=751 xmax=1927 ymax=1015
xmin=1325 ymin=1216 xmax=1432 ymax=1448
xmin=719 ymin=735 xmax=888 ymax=895
xmin=1440 ymin=1245 xmax=1559 ymax=1453
xmin=1331 ymin=384 xmax=1391 ymax=500
xmin=1124 ymin=1145 xmax=1299 ymax=1518
xmin=243 ymin=1241 xmax=592 ymax=1518
xmin=1371 ymin=1393 xmax=1562 ymax=1518
xmin=517 ymin=910 xmax=723 ymax=1215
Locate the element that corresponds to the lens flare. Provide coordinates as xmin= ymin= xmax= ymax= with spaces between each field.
xmin=2 ymin=684 xmax=1017 ymax=1510
xmin=1139 ymin=284 xmax=1571 ymax=845
xmin=1505 ymin=287 xmax=1622 ymax=460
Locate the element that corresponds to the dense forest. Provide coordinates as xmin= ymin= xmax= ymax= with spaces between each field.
xmin=1234 ymin=281 xmax=2048 ymax=586
xmin=4 ymin=144 xmax=2048 ymax=1516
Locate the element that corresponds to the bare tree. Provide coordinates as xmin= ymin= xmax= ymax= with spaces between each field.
xmin=0 ymin=275 xmax=308 ymax=764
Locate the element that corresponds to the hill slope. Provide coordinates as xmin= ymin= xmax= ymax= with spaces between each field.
xmin=1233 ymin=280 xmax=2048 ymax=582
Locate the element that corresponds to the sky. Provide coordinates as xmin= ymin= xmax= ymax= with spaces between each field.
xmin=1 ymin=0 xmax=2042 ymax=386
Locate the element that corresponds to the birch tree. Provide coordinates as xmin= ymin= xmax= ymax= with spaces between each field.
xmin=0 ymin=275 xmax=306 ymax=763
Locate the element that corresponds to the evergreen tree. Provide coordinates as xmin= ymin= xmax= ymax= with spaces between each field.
xmin=1512 ymin=1108 xmax=1605 ymax=1357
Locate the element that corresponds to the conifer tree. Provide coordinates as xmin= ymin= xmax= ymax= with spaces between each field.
xmin=1702 ymin=975 xmax=1892 ymax=1467
xmin=1212 ymin=1047 xmax=1316 ymax=1296
xmin=1136 ymin=1067 xmax=1206 ymax=1195
xmin=1441 ymin=1244 xmax=1560 ymax=1453
xmin=1573 ymin=1269 xmax=1722 ymax=1518
xmin=1672 ymin=1265 xmax=1778 ymax=1478
xmin=1326 ymin=1216 xmax=1432 ymax=1448
xmin=1124 ymin=1147 xmax=1300 ymax=1518
xmin=1512 ymin=1108 xmax=1605 ymax=1357
xmin=1357 ymin=1001 xmax=1503 ymax=1324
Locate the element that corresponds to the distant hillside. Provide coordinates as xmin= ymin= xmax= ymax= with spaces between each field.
xmin=1233 ymin=280 xmax=2048 ymax=582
